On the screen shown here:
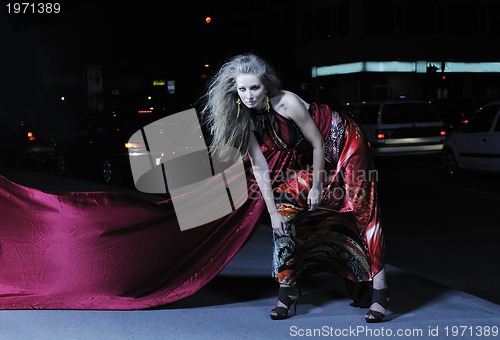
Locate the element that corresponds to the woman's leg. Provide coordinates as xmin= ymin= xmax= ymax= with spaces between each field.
xmin=365 ymin=267 xmax=389 ymax=321
xmin=270 ymin=223 xmax=301 ymax=319
xmin=271 ymin=221 xmax=297 ymax=285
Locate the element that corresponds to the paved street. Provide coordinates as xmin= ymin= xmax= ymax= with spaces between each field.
xmin=0 ymin=164 xmax=499 ymax=339
xmin=0 ymin=221 xmax=499 ymax=340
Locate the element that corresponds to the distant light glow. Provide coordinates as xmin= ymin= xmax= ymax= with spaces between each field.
xmin=312 ymin=61 xmax=500 ymax=77
xmin=365 ymin=61 xmax=416 ymax=72
xmin=312 ymin=62 xmax=363 ymax=77
xmin=125 ymin=142 xmax=142 ymax=149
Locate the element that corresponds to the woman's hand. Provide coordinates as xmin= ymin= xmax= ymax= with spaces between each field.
xmin=270 ymin=212 xmax=288 ymax=237
xmin=307 ymin=187 xmax=321 ymax=211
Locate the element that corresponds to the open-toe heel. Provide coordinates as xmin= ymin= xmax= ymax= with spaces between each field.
xmin=270 ymin=285 xmax=302 ymax=320
xmin=365 ymin=288 xmax=390 ymax=323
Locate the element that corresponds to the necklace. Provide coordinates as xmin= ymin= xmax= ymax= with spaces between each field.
xmin=253 ymin=110 xmax=268 ymax=136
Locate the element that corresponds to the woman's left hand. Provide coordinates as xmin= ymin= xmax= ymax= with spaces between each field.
xmin=307 ymin=187 xmax=321 ymax=211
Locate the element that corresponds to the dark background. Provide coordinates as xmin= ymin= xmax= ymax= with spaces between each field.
xmin=0 ymin=1 xmax=296 ymax=126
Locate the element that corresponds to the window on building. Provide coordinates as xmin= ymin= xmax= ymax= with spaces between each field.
xmin=336 ymin=1 xmax=350 ymax=36
xmin=446 ymin=1 xmax=479 ymax=35
xmin=318 ymin=7 xmax=333 ymax=40
xmin=301 ymin=10 xmax=314 ymax=42
xmin=364 ymin=1 xmax=395 ymax=35
xmin=487 ymin=3 xmax=500 ymax=36
xmin=405 ymin=1 xmax=436 ymax=35
xmin=301 ymin=2 xmax=350 ymax=43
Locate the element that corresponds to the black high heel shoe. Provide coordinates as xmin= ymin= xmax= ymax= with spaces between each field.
xmin=269 ymin=285 xmax=302 ymax=320
xmin=365 ymin=287 xmax=390 ymax=323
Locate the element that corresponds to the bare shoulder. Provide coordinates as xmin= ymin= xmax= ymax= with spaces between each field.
xmin=272 ymin=91 xmax=310 ymax=119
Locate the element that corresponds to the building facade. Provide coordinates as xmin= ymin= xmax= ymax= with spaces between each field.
xmin=293 ymin=0 xmax=500 ymax=105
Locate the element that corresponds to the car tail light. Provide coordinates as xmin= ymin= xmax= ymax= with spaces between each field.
xmin=376 ymin=130 xmax=386 ymax=139
xmin=440 ymin=130 xmax=446 ymax=136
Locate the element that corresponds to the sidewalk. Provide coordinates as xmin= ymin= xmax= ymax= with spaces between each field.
xmin=1 ymin=224 xmax=499 ymax=340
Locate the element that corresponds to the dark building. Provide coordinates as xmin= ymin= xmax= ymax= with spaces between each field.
xmin=291 ymin=0 xmax=500 ymax=104
xmin=4 ymin=0 xmax=500 ymax=123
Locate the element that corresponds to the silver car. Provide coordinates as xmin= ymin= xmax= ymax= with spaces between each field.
xmin=442 ymin=100 xmax=500 ymax=176
xmin=346 ymin=100 xmax=447 ymax=156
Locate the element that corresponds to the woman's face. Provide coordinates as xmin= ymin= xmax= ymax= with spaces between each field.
xmin=235 ymin=73 xmax=267 ymax=111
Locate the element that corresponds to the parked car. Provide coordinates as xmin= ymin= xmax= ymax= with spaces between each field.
xmin=442 ymin=100 xmax=500 ymax=176
xmin=0 ymin=114 xmax=56 ymax=168
xmin=55 ymin=110 xmax=158 ymax=186
xmin=13 ymin=120 xmax=57 ymax=167
xmin=431 ymin=97 xmax=493 ymax=129
xmin=343 ymin=100 xmax=447 ymax=156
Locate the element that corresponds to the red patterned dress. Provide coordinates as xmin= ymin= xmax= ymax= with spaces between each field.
xmin=252 ymin=102 xmax=385 ymax=288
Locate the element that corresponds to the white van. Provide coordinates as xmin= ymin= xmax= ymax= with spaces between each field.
xmin=345 ymin=100 xmax=447 ymax=156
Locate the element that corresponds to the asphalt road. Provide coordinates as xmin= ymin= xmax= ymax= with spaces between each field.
xmin=375 ymin=154 xmax=500 ymax=305
xmin=0 ymin=158 xmax=499 ymax=339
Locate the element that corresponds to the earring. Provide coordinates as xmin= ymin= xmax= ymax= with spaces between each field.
xmin=265 ymin=95 xmax=270 ymax=112
xmin=236 ymin=98 xmax=241 ymax=118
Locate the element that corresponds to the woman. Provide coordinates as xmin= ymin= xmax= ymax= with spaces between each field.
xmin=201 ymin=53 xmax=389 ymax=322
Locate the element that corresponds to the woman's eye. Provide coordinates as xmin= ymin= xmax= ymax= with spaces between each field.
xmin=251 ymin=85 xmax=260 ymax=91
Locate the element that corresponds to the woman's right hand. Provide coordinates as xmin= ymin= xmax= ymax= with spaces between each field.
xmin=270 ymin=212 xmax=288 ymax=237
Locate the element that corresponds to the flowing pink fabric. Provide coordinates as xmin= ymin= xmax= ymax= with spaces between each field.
xmin=0 ymin=103 xmax=383 ymax=310
xmin=0 ymin=148 xmax=290 ymax=310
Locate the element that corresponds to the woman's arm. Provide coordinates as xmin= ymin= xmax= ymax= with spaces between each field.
xmin=248 ymin=132 xmax=289 ymax=236
xmin=280 ymin=93 xmax=325 ymax=211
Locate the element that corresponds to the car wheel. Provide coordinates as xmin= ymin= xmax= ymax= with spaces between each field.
xmin=56 ymin=154 xmax=68 ymax=177
xmin=102 ymin=158 xmax=114 ymax=184
xmin=442 ymin=148 xmax=461 ymax=177
xmin=102 ymin=158 xmax=122 ymax=185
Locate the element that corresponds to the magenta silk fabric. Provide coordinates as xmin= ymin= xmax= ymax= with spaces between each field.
xmin=0 ymin=149 xmax=290 ymax=310
xmin=0 ymin=103 xmax=383 ymax=310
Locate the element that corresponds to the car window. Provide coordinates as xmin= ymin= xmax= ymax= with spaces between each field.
xmin=464 ymin=105 xmax=499 ymax=133
xmin=494 ymin=109 xmax=500 ymax=132
xmin=350 ymin=105 xmax=379 ymax=124
xmin=381 ymin=103 xmax=441 ymax=124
